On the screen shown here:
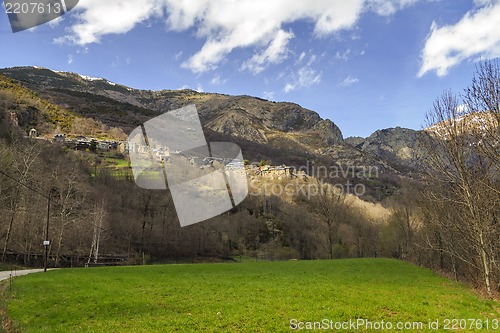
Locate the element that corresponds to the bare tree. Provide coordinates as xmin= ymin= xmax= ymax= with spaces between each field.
xmin=50 ymin=152 xmax=88 ymax=267
xmin=422 ymin=61 xmax=500 ymax=296
xmin=88 ymin=198 xmax=107 ymax=265
xmin=385 ymin=182 xmax=422 ymax=261
xmin=307 ymin=180 xmax=351 ymax=259
xmin=1 ymin=141 xmax=41 ymax=261
xmin=463 ymin=60 xmax=500 ymax=170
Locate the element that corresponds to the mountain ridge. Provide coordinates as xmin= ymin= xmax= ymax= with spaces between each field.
xmin=0 ymin=66 xmax=429 ymax=201
xmin=0 ymin=66 xmax=344 ymax=141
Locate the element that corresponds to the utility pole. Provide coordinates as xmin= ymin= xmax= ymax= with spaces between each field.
xmin=44 ymin=191 xmax=51 ymax=272
xmin=0 ymin=170 xmax=52 ymax=272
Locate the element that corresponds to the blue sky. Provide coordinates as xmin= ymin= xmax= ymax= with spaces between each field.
xmin=1 ymin=0 xmax=499 ymax=138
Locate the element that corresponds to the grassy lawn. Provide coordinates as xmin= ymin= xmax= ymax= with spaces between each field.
xmin=90 ymin=157 xmax=132 ymax=179
xmin=103 ymin=157 xmax=129 ymax=169
xmin=2 ymin=259 xmax=499 ymax=332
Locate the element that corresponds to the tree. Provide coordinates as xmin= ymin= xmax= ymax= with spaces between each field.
xmin=307 ymin=180 xmax=352 ymax=259
xmin=463 ymin=60 xmax=500 ymax=170
xmin=88 ymin=198 xmax=107 ymax=265
xmin=1 ymin=140 xmax=41 ymax=261
xmin=49 ymin=150 xmax=89 ymax=266
xmin=384 ymin=181 xmax=422 ymax=261
xmin=89 ymin=140 xmax=97 ymax=153
xmin=422 ymin=61 xmax=500 ymax=296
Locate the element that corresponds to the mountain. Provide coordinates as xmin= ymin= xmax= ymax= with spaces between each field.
xmin=0 ymin=73 xmax=128 ymax=140
xmin=0 ymin=66 xmax=428 ymax=200
xmin=425 ymin=111 xmax=499 ymax=139
xmin=0 ymin=67 xmax=357 ymax=162
xmin=0 ymin=67 xmax=343 ymax=144
xmin=345 ymin=127 xmax=428 ymax=172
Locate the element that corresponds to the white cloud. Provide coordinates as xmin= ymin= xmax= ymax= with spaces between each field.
xmin=335 ymin=48 xmax=351 ymax=61
xmin=283 ymin=83 xmax=296 ymax=93
xmin=54 ymin=0 xmax=164 ymax=45
xmin=419 ymin=2 xmax=500 ymax=77
xmin=295 ymin=51 xmax=319 ymax=67
xmin=54 ymin=0 xmax=424 ymax=73
xmin=196 ymin=83 xmax=204 ymax=92
xmin=174 ymin=51 xmax=183 ymax=61
xmin=338 ymin=75 xmax=359 ymax=87
xmin=75 ymin=47 xmax=89 ymax=54
xmin=177 ymin=1 xmax=367 ymax=73
xmin=210 ymin=74 xmax=227 ymax=85
xmin=111 ymin=56 xmax=131 ymax=67
xmin=283 ymin=66 xmax=322 ymax=93
xmin=297 ymin=52 xmax=306 ymax=64
xmin=298 ymin=67 xmax=322 ymax=86
xmin=474 ymin=0 xmax=496 ymax=5
xmin=307 ymin=54 xmax=318 ymax=66
xmin=241 ymin=29 xmax=294 ymax=74
xmin=366 ymin=0 xmax=419 ymax=16
xmin=263 ymin=91 xmax=275 ymax=100
xmin=48 ymin=16 xmax=64 ymax=28
xmin=56 ymin=0 xmax=419 ymax=73
xmin=67 ymin=54 xmax=74 ymax=64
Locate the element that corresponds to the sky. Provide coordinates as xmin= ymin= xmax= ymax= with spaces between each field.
xmin=0 ymin=0 xmax=499 ymax=138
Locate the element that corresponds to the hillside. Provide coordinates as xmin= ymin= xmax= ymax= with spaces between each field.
xmin=0 ymin=66 xmax=430 ymax=199
xmin=0 ymin=74 xmax=126 ymax=140
xmin=425 ymin=111 xmax=499 ymax=139
xmin=0 ymin=67 xmax=343 ymax=145
xmin=345 ymin=127 xmax=428 ymax=172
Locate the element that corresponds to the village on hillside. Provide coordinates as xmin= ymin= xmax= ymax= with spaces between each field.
xmin=26 ymin=127 xmax=308 ymax=179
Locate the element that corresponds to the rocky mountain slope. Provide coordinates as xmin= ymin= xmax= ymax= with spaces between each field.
xmin=0 ymin=73 xmax=127 ymax=140
xmin=345 ymin=127 xmax=427 ymax=172
xmin=0 ymin=67 xmax=343 ymax=145
xmin=0 ymin=66 xmax=430 ymax=200
xmin=425 ymin=111 xmax=499 ymax=139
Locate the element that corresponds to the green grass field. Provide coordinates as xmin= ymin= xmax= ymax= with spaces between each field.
xmin=103 ymin=157 xmax=129 ymax=169
xmin=90 ymin=157 xmax=132 ymax=178
xmin=2 ymin=259 xmax=499 ymax=332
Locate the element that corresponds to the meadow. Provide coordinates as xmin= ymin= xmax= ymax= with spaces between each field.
xmin=1 ymin=259 xmax=499 ymax=332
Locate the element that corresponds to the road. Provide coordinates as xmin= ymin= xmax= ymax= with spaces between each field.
xmin=0 ymin=269 xmax=46 ymax=282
